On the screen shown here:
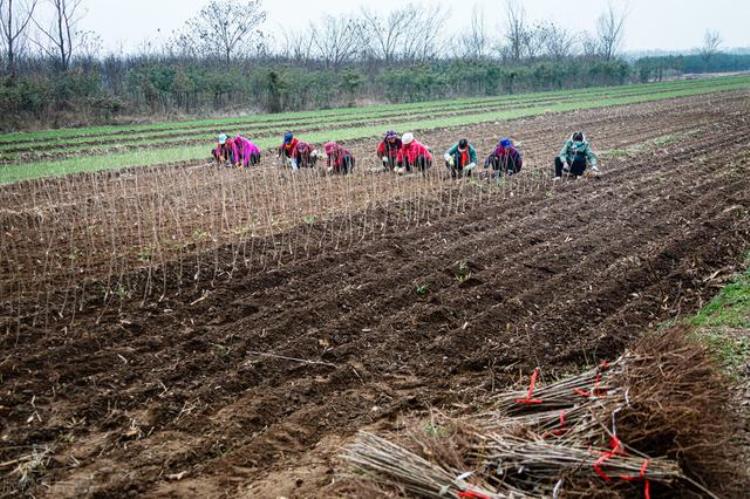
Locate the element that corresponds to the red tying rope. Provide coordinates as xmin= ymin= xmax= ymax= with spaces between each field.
xmin=551 ymin=410 xmax=568 ymax=436
xmin=574 ymin=365 xmax=609 ymax=398
xmin=593 ymin=437 xmax=651 ymax=498
xmin=458 ymin=491 xmax=491 ymax=499
xmin=619 ymin=458 xmax=651 ymax=482
xmin=515 ymin=367 xmax=543 ymax=405
xmin=593 ymin=436 xmax=625 ymax=482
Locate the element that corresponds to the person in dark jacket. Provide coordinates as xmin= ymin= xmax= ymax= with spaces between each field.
xmin=485 ymin=137 xmax=523 ymax=178
xmin=444 ymin=139 xmax=478 ymax=178
xmin=554 ymin=131 xmax=600 ymax=180
xmin=376 ymin=130 xmax=401 ymax=171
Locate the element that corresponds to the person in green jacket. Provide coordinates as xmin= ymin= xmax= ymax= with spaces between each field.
xmin=554 ymin=131 xmax=600 ymax=180
xmin=444 ymin=139 xmax=478 ymax=178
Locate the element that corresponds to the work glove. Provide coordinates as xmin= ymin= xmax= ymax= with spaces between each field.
xmin=562 ymin=162 xmax=571 ymax=173
xmin=382 ymin=156 xmax=389 ymax=163
xmin=464 ymin=162 xmax=477 ymax=172
xmin=444 ymin=153 xmax=451 ymax=162
xmin=395 ymin=166 xmax=406 ymax=175
xmin=591 ymin=165 xmax=600 ymax=173
xmin=290 ymin=158 xmax=299 ymax=171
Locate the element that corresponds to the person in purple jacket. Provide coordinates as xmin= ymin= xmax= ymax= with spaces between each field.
xmin=231 ymin=135 xmax=261 ymax=168
xmin=484 ymin=137 xmax=523 ymax=178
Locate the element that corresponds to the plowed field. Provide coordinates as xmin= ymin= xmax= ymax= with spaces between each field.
xmin=1 ymin=89 xmax=749 ymax=498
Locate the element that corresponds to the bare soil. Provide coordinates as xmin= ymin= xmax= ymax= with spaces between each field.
xmin=1 ymin=90 xmax=749 ymax=498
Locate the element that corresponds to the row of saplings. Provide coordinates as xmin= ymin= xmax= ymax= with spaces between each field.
xmin=212 ymin=131 xmax=601 ymax=180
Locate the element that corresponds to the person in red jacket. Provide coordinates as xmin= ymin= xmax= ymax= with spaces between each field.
xmin=293 ymin=141 xmax=319 ymax=169
xmin=278 ymin=131 xmax=300 ymax=169
xmin=212 ymin=133 xmax=234 ymax=167
xmin=324 ymin=142 xmax=355 ymax=174
xmin=396 ymin=133 xmax=432 ymax=175
xmin=376 ymin=130 xmax=401 ymax=171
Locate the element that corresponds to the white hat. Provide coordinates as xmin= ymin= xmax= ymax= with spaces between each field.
xmin=218 ymin=133 xmax=228 ymax=145
xmin=402 ymin=133 xmax=414 ymax=145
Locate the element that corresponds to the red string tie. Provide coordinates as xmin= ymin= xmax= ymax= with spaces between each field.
xmin=458 ymin=491 xmax=491 ymax=499
xmin=575 ymin=370 xmax=608 ymax=398
xmin=593 ymin=437 xmax=652 ymax=499
xmin=515 ymin=367 xmax=543 ymax=405
xmin=551 ymin=410 xmax=568 ymax=436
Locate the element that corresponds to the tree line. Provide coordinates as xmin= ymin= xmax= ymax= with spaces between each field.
xmin=0 ymin=0 xmax=738 ymax=131
xmin=635 ymin=32 xmax=750 ymax=82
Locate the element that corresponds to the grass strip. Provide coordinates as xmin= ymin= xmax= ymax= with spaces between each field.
xmin=1 ymin=75 xmax=747 ymax=146
xmin=688 ymin=256 xmax=750 ymax=378
xmin=0 ymin=81 xmax=709 ymax=160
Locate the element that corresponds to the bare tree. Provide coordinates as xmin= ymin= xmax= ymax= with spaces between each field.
xmin=521 ymin=23 xmax=547 ymax=61
xmin=0 ymin=0 xmax=37 ymax=77
xmin=504 ymin=0 xmax=526 ymax=62
xmin=359 ymin=6 xmax=410 ymax=63
xmin=699 ymin=29 xmax=722 ymax=64
xmin=179 ymin=0 xmax=266 ymax=63
xmin=401 ymin=3 xmax=448 ymax=62
xmin=596 ymin=2 xmax=627 ymax=61
xmin=540 ymin=22 xmax=576 ymax=60
xmin=581 ymin=31 xmax=599 ymax=60
xmin=76 ymin=28 xmax=100 ymax=60
xmin=360 ymin=2 xmax=447 ymax=63
xmin=280 ymin=28 xmax=314 ymax=64
xmin=457 ymin=5 xmax=489 ymax=60
xmin=33 ymin=0 xmax=83 ymax=70
xmin=310 ymin=15 xmax=361 ymax=69
xmin=165 ymin=29 xmax=205 ymax=59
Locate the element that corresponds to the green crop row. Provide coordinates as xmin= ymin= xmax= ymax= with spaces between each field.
xmin=0 ymin=90 xmax=569 ymax=144
xmin=1 ymin=76 xmax=742 ymax=162
xmin=0 ymin=80 xmax=690 ymax=151
xmin=2 ymin=75 xmax=747 ymax=148
xmin=0 ymin=81 xmax=702 ymax=160
xmin=0 ymin=91 xmax=588 ymax=154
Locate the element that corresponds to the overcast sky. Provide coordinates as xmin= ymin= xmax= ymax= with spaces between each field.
xmin=77 ymin=0 xmax=749 ymax=55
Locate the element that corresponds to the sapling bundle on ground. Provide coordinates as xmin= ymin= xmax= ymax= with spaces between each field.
xmin=610 ymin=329 xmax=748 ymax=497
xmin=343 ymin=431 xmax=504 ymax=499
xmin=342 ymin=329 xmax=746 ymax=497
xmin=483 ymin=357 xmax=626 ymax=414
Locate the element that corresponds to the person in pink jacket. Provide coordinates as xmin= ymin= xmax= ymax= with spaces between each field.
xmin=293 ymin=141 xmax=319 ymax=169
xmin=324 ymin=141 xmax=355 ymax=174
xmin=396 ymin=133 xmax=432 ymax=175
xmin=231 ymin=135 xmax=261 ymax=168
